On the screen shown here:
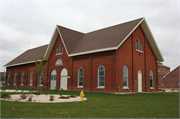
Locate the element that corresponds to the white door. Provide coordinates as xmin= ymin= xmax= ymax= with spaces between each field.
xmin=60 ymin=68 xmax=68 ymax=90
xmin=138 ymin=70 xmax=142 ymax=92
xmin=50 ymin=69 xmax=57 ymax=89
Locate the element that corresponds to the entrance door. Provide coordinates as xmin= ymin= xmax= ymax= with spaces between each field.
xmin=60 ymin=68 xmax=68 ymax=90
xmin=50 ymin=69 xmax=57 ymax=89
xmin=138 ymin=70 xmax=142 ymax=92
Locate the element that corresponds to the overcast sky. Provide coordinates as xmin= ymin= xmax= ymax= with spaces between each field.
xmin=0 ymin=0 xmax=179 ymax=72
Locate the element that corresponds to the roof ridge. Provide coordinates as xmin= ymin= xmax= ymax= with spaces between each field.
xmin=86 ymin=17 xmax=144 ymax=34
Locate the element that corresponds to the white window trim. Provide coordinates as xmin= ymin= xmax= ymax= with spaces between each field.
xmin=39 ymin=72 xmax=43 ymax=86
xmin=78 ymin=67 xmax=84 ymax=87
xmin=29 ymin=71 xmax=33 ymax=86
xmin=77 ymin=86 xmax=83 ymax=88
xmin=56 ymin=53 xmax=63 ymax=55
xmin=123 ymin=66 xmax=129 ymax=88
xmin=21 ymin=72 xmax=24 ymax=85
xmin=150 ymin=70 xmax=153 ymax=88
xmin=123 ymin=87 xmax=129 ymax=89
xmin=97 ymin=65 xmax=105 ymax=88
xmin=136 ymin=49 xmax=144 ymax=53
xmin=97 ymin=86 xmax=105 ymax=89
xmin=14 ymin=73 xmax=17 ymax=85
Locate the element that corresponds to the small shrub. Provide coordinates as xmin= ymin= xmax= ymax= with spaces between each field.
xmin=50 ymin=95 xmax=54 ymax=101
xmin=159 ymin=89 xmax=162 ymax=91
xmin=162 ymin=89 xmax=165 ymax=92
xmin=44 ymin=89 xmax=48 ymax=95
xmin=1 ymin=93 xmax=11 ymax=98
xmin=172 ymin=88 xmax=175 ymax=91
xmin=28 ymin=95 xmax=33 ymax=101
xmin=70 ymin=95 xmax=77 ymax=98
xmin=20 ymin=93 xmax=28 ymax=99
xmin=59 ymin=88 xmax=63 ymax=96
xmin=59 ymin=96 xmax=70 ymax=99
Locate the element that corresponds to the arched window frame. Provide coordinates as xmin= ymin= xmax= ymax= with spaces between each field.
xmin=56 ymin=46 xmax=58 ymax=54
xmin=14 ymin=73 xmax=17 ymax=85
xmin=21 ymin=72 xmax=24 ymax=85
xmin=29 ymin=71 xmax=33 ymax=86
xmin=8 ymin=73 xmax=11 ymax=85
xmin=39 ymin=72 xmax=43 ymax=86
xmin=78 ymin=67 xmax=84 ymax=87
xmin=97 ymin=65 xmax=105 ymax=88
xmin=123 ymin=66 xmax=128 ymax=88
xmin=150 ymin=70 xmax=153 ymax=88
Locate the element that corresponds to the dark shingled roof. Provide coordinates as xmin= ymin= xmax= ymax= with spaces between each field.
xmin=70 ymin=18 xmax=143 ymax=54
xmin=4 ymin=44 xmax=48 ymax=67
xmin=57 ymin=25 xmax=84 ymax=53
xmin=6 ymin=18 xmax=157 ymax=67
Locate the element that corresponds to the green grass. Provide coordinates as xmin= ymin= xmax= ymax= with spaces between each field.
xmin=1 ymin=87 xmax=179 ymax=118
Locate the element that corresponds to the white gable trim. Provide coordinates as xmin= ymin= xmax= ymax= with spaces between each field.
xmin=56 ymin=26 xmax=70 ymax=56
xmin=44 ymin=27 xmax=59 ymax=60
xmin=4 ymin=60 xmax=41 ymax=68
xmin=69 ymin=47 xmax=116 ymax=57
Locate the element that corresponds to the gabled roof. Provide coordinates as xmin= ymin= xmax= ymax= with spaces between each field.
xmin=4 ymin=45 xmax=48 ymax=67
xmin=45 ymin=17 xmax=163 ymax=61
xmin=5 ymin=17 xmax=164 ymax=67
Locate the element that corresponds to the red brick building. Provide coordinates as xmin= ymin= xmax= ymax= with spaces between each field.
xmin=158 ymin=62 xmax=170 ymax=88
xmin=163 ymin=66 xmax=180 ymax=89
xmin=4 ymin=18 xmax=164 ymax=93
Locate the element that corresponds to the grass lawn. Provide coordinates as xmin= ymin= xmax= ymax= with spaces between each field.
xmin=0 ymin=87 xmax=179 ymax=118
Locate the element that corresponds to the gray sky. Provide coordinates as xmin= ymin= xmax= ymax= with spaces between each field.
xmin=0 ymin=0 xmax=179 ymax=72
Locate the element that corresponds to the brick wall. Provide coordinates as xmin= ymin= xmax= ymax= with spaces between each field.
xmin=5 ymin=25 xmax=159 ymax=93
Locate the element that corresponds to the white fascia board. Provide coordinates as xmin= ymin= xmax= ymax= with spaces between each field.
xmin=142 ymin=19 xmax=164 ymax=61
xmin=4 ymin=59 xmax=43 ymax=68
xmin=116 ymin=18 xmax=145 ymax=49
xmin=4 ymin=61 xmax=35 ymax=68
xmin=56 ymin=26 xmax=70 ymax=57
xmin=44 ymin=27 xmax=58 ymax=60
xmin=69 ymin=47 xmax=116 ymax=57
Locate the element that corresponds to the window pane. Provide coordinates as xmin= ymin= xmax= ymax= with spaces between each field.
xmin=56 ymin=46 xmax=58 ymax=54
xmin=59 ymin=43 xmax=61 ymax=53
xmin=8 ymin=74 xmax=10 ymax=84
xmin=123 ymin=77 xmax=127 ymax=86
xmin=14 ymin=73 xmax=16 ymax=85
xmin=61 ymin=45 xmax=63 ymax=53
xmin=98 ymin=66 xmax=105 ymax=87
xmin=141 ymin=42 xmax=143 ymax=51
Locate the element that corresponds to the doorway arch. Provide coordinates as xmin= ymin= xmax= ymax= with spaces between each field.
xmin=50 ymin=69 xmax=57 ymax=89
xmin=60 ymin=68 xmax=68 ymax=90
xmin=138 ymin=70 xmax=142 ymax=92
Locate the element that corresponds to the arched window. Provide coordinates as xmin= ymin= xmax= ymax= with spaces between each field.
xmin=39 ymin=72 xmax=43 ymax=86
xmin=98 ymin=65 xmax=105 ymax=87
xmin=150 ymin=70 xmax=153 ymax=88
xmin=8 ymin=73 xmax=11 ymax=85
xmin=123 ymin=66 xmax=128 ymax=87
xmin=21 ymin=72 xmax=24 ymax=85
xmin=78 ymin=67 xmax=83 ymax=87
xmin=14 ymin=73 xmax=17 ymax=85
xmin=59 ymin=42 xmax=61 ymax=53
xmin=30 ymin=71 xmax=33 ymax=86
